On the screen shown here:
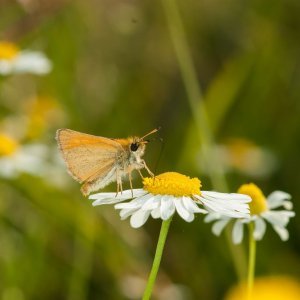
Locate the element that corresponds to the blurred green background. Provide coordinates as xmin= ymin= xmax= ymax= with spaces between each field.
xmin=0 ymin=0 xmax=300 ymax=299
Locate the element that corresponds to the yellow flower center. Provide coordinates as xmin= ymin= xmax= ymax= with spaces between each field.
xmin=0 ymin=42 xmax=19 ymax=60
xmin=237 ymin=183 xmax=267 ymax=215
xmin=143 ymin=172 xmax=201 ymax=197
xmin=0 ymin=133 xmax=19 ymax=156
xmin=225 ymin=276 xmax=300 ymax=300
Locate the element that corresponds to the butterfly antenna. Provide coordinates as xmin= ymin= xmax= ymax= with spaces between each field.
xmin=140 ymin=127 xmax=161 ymax=140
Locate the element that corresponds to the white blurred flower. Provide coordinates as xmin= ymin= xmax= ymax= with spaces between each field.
xmin=0 ymin=41 xmax=52 ymax=75
xmin=205 ymin=183 xmax=295 ymax=244
xmin=90 ymin=172 xmax=250 ymax=228
xmin=0 ymin=132 xmax=66 ymax=186
xmin=0 ymin=134 xmax=48 ymax=178
xmin=198 ymin=138 xmax=277 ymax=178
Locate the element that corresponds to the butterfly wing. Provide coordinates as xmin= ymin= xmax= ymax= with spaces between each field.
xmin=56 ymin=129 xmax=124 ymax=184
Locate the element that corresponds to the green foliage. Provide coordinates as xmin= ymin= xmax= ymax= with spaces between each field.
xmin=0 ymin=0 xmax=300 ymax=299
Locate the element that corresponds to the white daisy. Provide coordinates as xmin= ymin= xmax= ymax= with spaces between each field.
xmin=205 ymin=183 xmax=295 ymax=244
xmin=0 ymin=133 xmax=44 ymax=178
xmin=90 ymin=172 xmax=251 ymax=228
xmin=0 ymin=132 xmax=64 ymax=183
xmin=0 ymin=41 xmax=52 ymax=75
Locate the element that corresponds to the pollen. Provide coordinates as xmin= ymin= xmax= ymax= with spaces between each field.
xmin=237 ymin=183 xmax=267 ymax=215
xmin=0 ymin=42 xmax=19 ymax=60
xmin=0 ymin=133 xmax=19 ymax=156
xmin=143 ymin=172 xmax=201 ymax=197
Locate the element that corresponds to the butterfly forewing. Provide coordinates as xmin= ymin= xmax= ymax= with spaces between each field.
xmin=56 ymin=129 xmax=124 ymax=183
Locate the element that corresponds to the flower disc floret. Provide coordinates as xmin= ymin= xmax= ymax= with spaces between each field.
xmin=238 ymin=183 xmax=267 ymax=215
xmin=143 ymin=172 xmax=201 ymax=197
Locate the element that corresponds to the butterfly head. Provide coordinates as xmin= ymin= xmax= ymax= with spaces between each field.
xmin=129 ymin=137 xmax=147 ymax=157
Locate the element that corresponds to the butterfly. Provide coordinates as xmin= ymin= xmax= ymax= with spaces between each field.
xmin=56 ymin=128 xmax=158 ymax=196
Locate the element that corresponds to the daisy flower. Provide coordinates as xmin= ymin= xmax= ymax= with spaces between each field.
xmin=0 ymin=41 xmax=52 ymax=75
xmin=204 ymin=138 xmax=277 ymax=178
xmin=0 ymin=132 xmax=48 ymax=178
xmin=0 ymin=132 xmax=64 ymax=184
xmin=205 ymin=183 xmax=295 ymax=244
xmin=90 ymin=172 xmax=251 ymax=228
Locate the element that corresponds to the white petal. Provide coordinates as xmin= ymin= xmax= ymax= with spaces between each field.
xmin=273 ymin=225 xmax=289 ymax=241
xmin=0 ymin=61 xmax=13 ymax=75
xmin=197 ymin=194 xmax=250 ymax=218
xmin=160 ymin=196 xmax=175 ymax=220
xmin=14 ymin=51 xmax=52 ymax=74
xmin=182 ymin=196 xmax=207 ymax=214
xmin=201 ymin=191 xmax=251 ymax=203
xmin=267 ymin=191 xmax=291 ymax=209
xmin=204 ymin=213 xmax=222 ymax=223
xmin=141 ymin=195 xmax=161 ymax=210
xmin=232 ymin=220 xmax=244 ymax=244
xmin=92 ymin=196 xmax=127 ymax=206
xmin=283 ymin=201 xmax=293 ymax=210
xmin=200 ymin=192 xmax=251 ymax=209
xmin=130 ymin=210 xmax=151 ymax=228
xmin=253 ymin=218 xmax=266 ymax=240
xmin=119 ymin=208 xmax=138 ymax=220
xmin=117 ymin=189 xmax=148 ymax=199
xmin=212 ymin=219 xmax=230 ymax=236
xmin=198 ymin=191 xmax=251 ymax=215
xmin=90 ymin=189 xmax=145 ymax=200
xmin=89 ymin=192 xmax=116 ymax=200
xmin=115 ymin=193 xmax=152 ymax=209
xmin=174 ymin=197 xmax=194 ymax=222
xmin=262 ymin=211 xmax=295 ymax=227
xmin=151 ymin=207 xmax=161 ymax=219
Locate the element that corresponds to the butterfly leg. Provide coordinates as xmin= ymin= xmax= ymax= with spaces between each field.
xmin=137 ymin=169 xmax=144 ymax=179
xmin=115 ymin=169 xmax=123 ymax=197
xmin=143 ymin=160 xmax=154 ymax=177
xmin=128 ymin=171 xmax=134 ymax=198
xmin=116 ymin=183 xmax=119 ymax=197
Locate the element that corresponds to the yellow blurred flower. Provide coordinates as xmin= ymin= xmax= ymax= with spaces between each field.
xmin=238 ymin=183 xmax=267 ymax=215
xmin=0 ymin=42 xmax=19 ymax=60
xmin=25 ymin=95 xmax=65 ymax=139
xmin=0 ymin=133 xmax=19 ymax=156
xmin=225 ymin=276 xmax=300 ymax=300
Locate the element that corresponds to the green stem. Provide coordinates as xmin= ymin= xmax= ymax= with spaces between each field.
xmin=225 ymin=227 xmax=247 ymax=281
xmin=142 ymin=217 xmax=173 ymax=300
xmin=247 ymin=222 xmax=256 ymax=300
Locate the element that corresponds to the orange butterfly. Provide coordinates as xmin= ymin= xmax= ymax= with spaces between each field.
xmin=56 ymin=128 xmax=158 ymax=196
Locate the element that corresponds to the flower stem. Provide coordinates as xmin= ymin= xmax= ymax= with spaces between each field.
xmin=142 ymin=217 xmax=173 ymax=300
xmin=247 ymin=222 xmax=256 ymax=300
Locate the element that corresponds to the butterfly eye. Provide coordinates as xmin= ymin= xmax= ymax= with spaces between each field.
xmin=130 ymin=143 xmax=139 ymax=152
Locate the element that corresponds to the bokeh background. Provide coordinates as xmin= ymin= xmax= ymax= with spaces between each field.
xmin=0 ymin=0 xmax=300 ymax=299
